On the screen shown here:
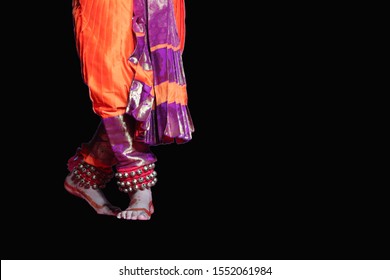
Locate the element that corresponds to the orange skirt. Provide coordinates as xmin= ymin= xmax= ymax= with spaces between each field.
xmin=72 ymin=0 xmax=186 ymax=118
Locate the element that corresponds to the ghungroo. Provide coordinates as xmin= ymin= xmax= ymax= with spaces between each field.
xmin=115 ymin=163 xmax=157 ymax=193
xmin=67 ymin=149 xmax=114 ymax=189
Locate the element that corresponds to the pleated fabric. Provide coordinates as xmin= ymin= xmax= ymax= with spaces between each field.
xmin=72 ymin=0 xmax=194 ymax=146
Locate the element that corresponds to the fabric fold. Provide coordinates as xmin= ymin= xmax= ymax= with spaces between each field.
xmin=126 ymin=0 xmax=194 ymax=146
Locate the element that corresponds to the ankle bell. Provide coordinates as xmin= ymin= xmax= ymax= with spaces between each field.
xmin=115 ymin=163 xmax=157 ymax=193
xmin=68 ymin=149 xmax=114 ymax=189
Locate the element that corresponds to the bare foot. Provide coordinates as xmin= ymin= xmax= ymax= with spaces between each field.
xmin=117 ymin=188 xmax=154 ymax=220
xmin=64 ymin=173 xmax=121 ymax=216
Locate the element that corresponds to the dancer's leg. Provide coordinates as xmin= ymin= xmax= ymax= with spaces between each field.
xmin=64 ymin=122 xmax=121 ymax=216
xmin=72 ymin=0 xmax=158 ymax=220
xmin=103 ymin=114 xmax=157 ymax=220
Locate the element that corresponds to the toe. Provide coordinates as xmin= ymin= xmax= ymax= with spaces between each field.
xmin=123 ymin=211 xmax=131 ymax=220
xmin=138 ymin=213 xmax=149 ymax=220
xmin=130 ymin=211 xmax=138 ymax=220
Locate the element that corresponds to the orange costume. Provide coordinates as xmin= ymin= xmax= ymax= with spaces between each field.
xmin=72 ymin=0 xmax=186 ymax=118
xmin=65 ymin=0 xmax=194 ymax=209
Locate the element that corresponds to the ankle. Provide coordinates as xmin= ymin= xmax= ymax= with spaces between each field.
xmin=115 ymin=163 xmax=157 ymax=193
xmin=68 ymin=149 xmax=114 ymax=189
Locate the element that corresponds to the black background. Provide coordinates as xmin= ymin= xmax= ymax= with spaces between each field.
xmin=2 ymin=2 xmax=388 ymax=260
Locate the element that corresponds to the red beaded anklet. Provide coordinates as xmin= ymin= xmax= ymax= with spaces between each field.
xmin=115 ymin=163 xmax=157 ymax=193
